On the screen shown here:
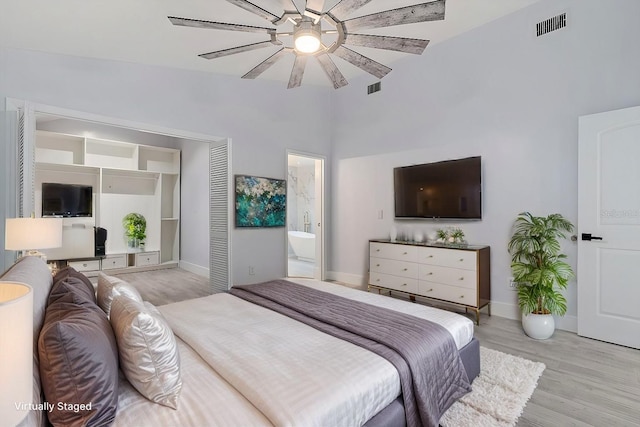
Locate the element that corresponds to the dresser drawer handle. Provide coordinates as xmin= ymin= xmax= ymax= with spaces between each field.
xmin=459 ymin=277 xmax=464 ymax=281
xmin=459 ymin=258 xmax=464 ymax=262
xmin=403 ymin=252 xmax=408 ymax=255
xmin=427 ymin=255 xmax=433 ymax=258
xmin=376 ymin=279 xmax=380 ymax=282
xmin=376 ymin=264 xmax=380 ymax=267
xmin=401 ymin=283 xmax=407 ymax=286
xmin=403 ymin=268 xmax=408 ymax=271
xmin=425 ymin=288 xmax=433 ymax=292
xmin=427 ymin=272 xmax=433 ymax=275
xmin=376 ymin=249 xmax=380 ymax=252
xmin=459 ymin=295 xmax=465 ymax=299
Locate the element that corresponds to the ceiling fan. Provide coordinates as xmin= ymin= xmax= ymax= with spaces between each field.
xmin=168 ymin=0 xmax=446 ymax=89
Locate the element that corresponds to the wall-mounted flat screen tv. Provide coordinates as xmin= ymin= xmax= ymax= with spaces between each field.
xmin=42 ymin=183 xmax=93 ymax=217
xmin=394 ymin=156 xmax=482 ymax=219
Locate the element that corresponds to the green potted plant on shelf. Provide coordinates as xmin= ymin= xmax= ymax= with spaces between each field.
xmin=508 ymin=212 xmax=574 ymax=339
xmin=123 ymin=213 xmax=146 ymax=250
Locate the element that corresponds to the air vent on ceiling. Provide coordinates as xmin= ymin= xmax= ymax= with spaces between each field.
xmin=367 ymin=82 xmax=381 ymax=95
xmin=536 ymin=12 xmax=567 ymax=37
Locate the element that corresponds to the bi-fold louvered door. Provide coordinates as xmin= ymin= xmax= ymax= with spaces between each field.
xmin=209 ymin=141 xmax=231 ymax=294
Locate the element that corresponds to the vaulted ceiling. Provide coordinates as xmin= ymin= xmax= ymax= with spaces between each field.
xmin=0 ymin=0 xmax=541 ymax=88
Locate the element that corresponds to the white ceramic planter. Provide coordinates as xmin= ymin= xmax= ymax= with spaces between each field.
xmin=522 ymin=313 xmax=555 ymax=340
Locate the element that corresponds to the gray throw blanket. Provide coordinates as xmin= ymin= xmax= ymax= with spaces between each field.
xmin=230 ymin=280 xmax=471 ymax=427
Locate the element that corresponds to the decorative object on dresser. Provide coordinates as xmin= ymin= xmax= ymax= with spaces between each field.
xmin=0 ymin=281 xmax=33 ymax=426
xmin=435 ymin=227 xmax=466 ymax=245
xmin=369 ymin=240 xmax=490 ymax=325
xmin=508 ymin=212 xmax=575 ymax=340
xmin=5 ymin=217 xmax=63 ymax=261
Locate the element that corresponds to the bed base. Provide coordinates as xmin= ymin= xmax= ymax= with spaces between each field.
xmin=363 ymin=337 xmax=480 ymax=427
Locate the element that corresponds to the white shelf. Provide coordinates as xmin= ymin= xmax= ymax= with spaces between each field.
xmin=35 ymin=132 xmax=181 ymax=268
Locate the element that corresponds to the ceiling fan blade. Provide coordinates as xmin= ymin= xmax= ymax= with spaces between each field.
xmin=288 ymin=55 xmax=308 ymax=89
xmin=315 ymin=52 xmax=348 ymax=89
xmin=344 ymin=34 xmax=429 ymax=54
xmin=242 ymin=48 xmax=290 ymax=79
xmin=168 ymin=16 xmax=275 ymax=34
xmin=278 ymin=0 xmax=304 ymax=15
xmin=343 ymin=0 xmax=445 ymax=32
xmin=327 ymin=0 xmax=374 ymax=21
xmin=225 ymin=0 xmax=280 ymax=23
xmin=332 ymin=46 xmax=390 ymax=79
xmin=305 ymin=0 xmax=325 ymax=15
xmin=199 ymin=41 xmax=280 ymax=60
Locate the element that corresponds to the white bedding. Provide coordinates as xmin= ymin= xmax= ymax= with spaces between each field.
xmin=114 ymin=279 xmax=474 ymax=427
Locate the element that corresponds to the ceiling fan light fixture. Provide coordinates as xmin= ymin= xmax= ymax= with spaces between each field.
xmin=294 ymin=20 xmax=321 ymax=54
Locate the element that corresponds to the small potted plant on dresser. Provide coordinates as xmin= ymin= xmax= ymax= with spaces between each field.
xmin=508 ymin=212 xmax=575 ymax=339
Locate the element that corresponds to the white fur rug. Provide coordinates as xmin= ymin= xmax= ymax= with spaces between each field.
xmin=440 ymin=347 xmax=546 ymax=427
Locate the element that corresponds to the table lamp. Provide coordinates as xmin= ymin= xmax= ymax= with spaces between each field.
xmin=0 ymin=282 xmax=33 ymax=426
xmin=5 ymin=218 xmax=63 ymax=261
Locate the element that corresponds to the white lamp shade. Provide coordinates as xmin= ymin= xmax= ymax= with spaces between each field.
xmin=5 ymin=218 xmax=63 ymax=251
xmin=0 ymin=282 xmax=33 ymax=426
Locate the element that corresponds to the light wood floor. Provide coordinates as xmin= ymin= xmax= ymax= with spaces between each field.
xmin=113 ymin=269 xmax=640 ymax=427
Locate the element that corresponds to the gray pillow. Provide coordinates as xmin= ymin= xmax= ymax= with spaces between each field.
xmin=110 ymin=295 xmax=182 ymax=409
xmin=97 ymin=273 xmax=142 ymax=317
xmin=38 ymin=292 xmax=119 ymax=427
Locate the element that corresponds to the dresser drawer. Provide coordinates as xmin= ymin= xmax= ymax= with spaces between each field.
xmin=370 ymin=242 xmax=418 ymax=262
xmin=134 ymin=251 xmax=159 ymax=266
xmin=418 ymin=282 xmax=478 ymax=306
xmin=370 ymin=272 xmax=418 ymax=294
xmin=68 ymin=259 xmax=100 ymax=272
xmin=102 ymin=254 xmax=127 ymax=270
xmin=418 ymin=264 xmax=477 ymax=289
xmin=417 ymin=247 xmax=477 ymax=270
xmin=370 ymin=257 xmax=419 ymax=279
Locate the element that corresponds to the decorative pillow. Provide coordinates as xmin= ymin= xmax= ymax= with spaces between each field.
xmin=97 ymin=272 xmax=143 ymax=317
xmin=109 ymin=295 xmax=182 ymax=409
xmin=53 ymin=267 xmax=96 ymax=301
xmin=38 ymin=292 xmax=119 ymax=427
xmin=49 ymin=274 xmax=96 ymax=307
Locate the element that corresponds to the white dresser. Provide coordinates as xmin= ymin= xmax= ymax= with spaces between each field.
xmin=369 ymin=240 xmax=490 ymax=324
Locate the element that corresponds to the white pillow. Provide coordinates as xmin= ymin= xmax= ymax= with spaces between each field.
xmin=97 ymin=273 xmax=143 ymax=317
xmin=109 ymin=295 xmax=182 ymax=409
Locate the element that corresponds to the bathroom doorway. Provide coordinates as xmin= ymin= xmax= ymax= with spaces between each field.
xmin=286 ymin=152 xmax=324 ymax=280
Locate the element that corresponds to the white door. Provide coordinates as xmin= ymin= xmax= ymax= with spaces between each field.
xmin=578 ymin=105 xmax=640 ymax=349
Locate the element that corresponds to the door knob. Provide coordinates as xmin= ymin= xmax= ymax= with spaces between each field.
xmin=581 ymin=233 xmax=603 ymax=241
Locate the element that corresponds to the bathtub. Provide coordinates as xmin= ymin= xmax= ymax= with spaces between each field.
xmin=288 ymin=231 xmax=315 ymax=262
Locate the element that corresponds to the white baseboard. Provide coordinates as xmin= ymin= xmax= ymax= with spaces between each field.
xmin=326 ymin=270 xmax=366 ymax=286
xmin=179 ymin=260 xmax=209 ymax=278
xmin=490 ymin=300 xmax=577 ymax=333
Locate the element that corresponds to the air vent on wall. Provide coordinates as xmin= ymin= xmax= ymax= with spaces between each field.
xmin=367 ymin=82 xmax=381 ymax=95
xmin=536 ymin=12 xmax=567 ymax=37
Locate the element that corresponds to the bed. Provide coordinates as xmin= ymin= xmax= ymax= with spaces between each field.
xmin=5 ymin=257 xmax=479 ymax=427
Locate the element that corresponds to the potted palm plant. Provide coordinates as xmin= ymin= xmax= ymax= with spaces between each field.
xmin=508 ymin=212 xmax=574 ymax=339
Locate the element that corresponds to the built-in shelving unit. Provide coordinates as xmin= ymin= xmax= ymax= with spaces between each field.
xmin=35 ymin=130 xmax=180 ymax=269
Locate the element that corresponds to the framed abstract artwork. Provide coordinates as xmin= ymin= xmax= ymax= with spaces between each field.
xmin=235 ymin=175 xmax=286 ymax=227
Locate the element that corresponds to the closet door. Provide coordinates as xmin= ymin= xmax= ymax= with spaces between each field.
xmin=210 ymin=140 xmax=231 ymax=293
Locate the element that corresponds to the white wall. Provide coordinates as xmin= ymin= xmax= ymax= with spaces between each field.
xmin=178 ymin=137 xmax=210 ymax=273
xmin=328 ymin=0 xmax=640 ymax=330
xmin=0 ymin=47 xmax=333 ymax=285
